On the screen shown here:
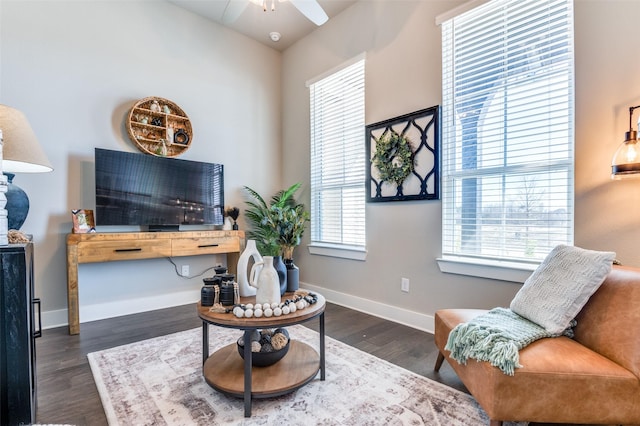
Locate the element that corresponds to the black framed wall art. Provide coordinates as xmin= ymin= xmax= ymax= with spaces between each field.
xmin=366 ymin=106 xmax=440 ymax=202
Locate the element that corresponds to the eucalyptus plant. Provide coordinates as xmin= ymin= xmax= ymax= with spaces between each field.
xmin=244 ymin=183 xmax=310 ymax=259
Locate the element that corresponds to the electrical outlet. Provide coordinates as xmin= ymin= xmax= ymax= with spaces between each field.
xmin=181 ymin=265 xmax=190 ymax=277
xmin=401 ymin=277 xmax=410 ymax=293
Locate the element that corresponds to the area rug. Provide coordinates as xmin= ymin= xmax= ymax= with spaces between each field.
xmin=88 ymin=325 xmax=508 ymax=425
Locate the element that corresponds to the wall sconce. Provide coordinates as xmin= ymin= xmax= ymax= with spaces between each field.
xmin=611 ymin=105 xmax=640 ymax=179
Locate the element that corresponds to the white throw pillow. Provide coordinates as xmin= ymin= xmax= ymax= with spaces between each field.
xmin=510 ymin=245 xmax=616 ymax=334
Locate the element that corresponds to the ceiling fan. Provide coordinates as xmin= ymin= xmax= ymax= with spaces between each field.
xmin=222 ymin=0 xmax=329 ymax=26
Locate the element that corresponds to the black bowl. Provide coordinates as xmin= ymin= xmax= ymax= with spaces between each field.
xmin=237 ymin=339 xmax=290 ymax=367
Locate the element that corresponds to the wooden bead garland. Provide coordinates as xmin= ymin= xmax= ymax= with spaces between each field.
xmin=232 ymin=292 xmax=318 ymax=319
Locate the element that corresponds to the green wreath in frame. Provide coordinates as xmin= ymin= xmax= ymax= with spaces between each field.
xmin=372 ymin=132 xmax=415 ymax=187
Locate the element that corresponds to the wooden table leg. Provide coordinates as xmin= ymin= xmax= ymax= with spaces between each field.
xmin=66 ymin=243 xmax=80 ymax=335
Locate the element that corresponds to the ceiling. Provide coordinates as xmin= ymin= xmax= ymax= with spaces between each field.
xmin=168 ymin=0 xmax=357 ymax=51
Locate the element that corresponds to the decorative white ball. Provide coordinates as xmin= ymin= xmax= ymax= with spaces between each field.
xmin=282 ymin=306 xmax=290 ymax=315
xmin=271 ymin=303 xmax=279 ymax=309
xmin=244 ymin=309 xmax=253 ymax=318
xmin=234 ymin=307 xmax=245 ymax=318
xmin=264 ymin=308 xmax=273 ymax=317
xmin=289 ymin=303 xmax=297 ymax=313
xmin=262 ymin=303 xmax=271 ymax=310
xmin=273 ymin=307 xmax=282 ymax=317
xmin=296 ymin=300 xmax=305 ymax=310
xmin=254 ymin=308 xmax=263 ymax=318
xmin=245 ymin=303 xmax=254 ymax=310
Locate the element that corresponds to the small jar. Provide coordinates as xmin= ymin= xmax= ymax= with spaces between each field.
xmin=219 ymin=283 xmax=235 ymax=306
xmin=203 ymin=275 xmax=222 ymax=286
xmin=201 ymin=285 xmax=216 ymax=306
xmin=220 ymin=273 xmax=235 ymax=284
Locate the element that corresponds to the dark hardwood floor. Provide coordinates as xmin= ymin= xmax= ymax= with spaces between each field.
xmin=35 ymin=302 xmax=464 ymax=425
xmin=35 ymin=303 xmax=587 ymax=426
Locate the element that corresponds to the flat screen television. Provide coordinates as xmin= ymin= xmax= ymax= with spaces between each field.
xmin=95 ymin=148 xmax=224 ymax=231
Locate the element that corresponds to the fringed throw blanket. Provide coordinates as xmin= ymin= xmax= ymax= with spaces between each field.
xmin=445 ymin=307 xmax=573 ymax=376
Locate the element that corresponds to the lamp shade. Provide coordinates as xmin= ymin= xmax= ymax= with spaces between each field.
xmin=611 ymin=138 xmax=640 ymax=179
xmin=0 ymin=105 xmax=53 ymax=230
xmin=0 ymin=104 xmax=53 ymax=173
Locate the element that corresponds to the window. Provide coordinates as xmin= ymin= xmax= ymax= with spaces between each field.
xmin=440 ymin=0 xmax=574 ymax=269
xmin=308 ymin=55 xmax=366 ymax=260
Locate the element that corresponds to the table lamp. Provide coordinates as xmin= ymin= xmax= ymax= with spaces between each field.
xmin=0 ymin=105 xmax=53 ymax=234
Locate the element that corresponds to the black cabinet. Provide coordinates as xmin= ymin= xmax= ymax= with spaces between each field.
xmin=0 ymin=243 xmax=40 ymax=426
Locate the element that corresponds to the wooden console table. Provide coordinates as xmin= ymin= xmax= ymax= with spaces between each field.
xmin=66 ymin=230 xmax=244 ymax=335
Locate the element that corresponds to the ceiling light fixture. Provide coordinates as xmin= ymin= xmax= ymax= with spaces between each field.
xmin=250 ymin=0 xmax=275 ymax=12
xmin=611 ymin=105 xmax=640 ymax=179
xmin=265 ymin=0 xmax=275 ymax=12
xmin=227 ymin=0 xmax=328 ymax=26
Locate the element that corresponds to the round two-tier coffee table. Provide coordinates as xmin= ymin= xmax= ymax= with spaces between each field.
xmin=198 ymin=292 xmax=326 ymax=417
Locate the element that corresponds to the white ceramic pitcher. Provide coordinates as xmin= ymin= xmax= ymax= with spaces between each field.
xmin=249 ymin=256 xmax=280 ymax=306
xmin=236 ymin=240 xmax=262 ymax=296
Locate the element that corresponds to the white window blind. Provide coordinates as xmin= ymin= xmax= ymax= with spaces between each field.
xmin=441 ymin=0 xmax=574 ymax=263
xmin=309 ymin=57 xmax=366 ymax=251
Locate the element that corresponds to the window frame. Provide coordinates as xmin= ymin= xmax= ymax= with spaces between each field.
xmin=437 ymin=0 xmax=575 ymax=281
xmin=307 ymin=54 xmax=367 ymax=261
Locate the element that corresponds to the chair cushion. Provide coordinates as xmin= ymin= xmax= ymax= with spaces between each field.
xmin=510 ymin=245 xmax=615 ymax=334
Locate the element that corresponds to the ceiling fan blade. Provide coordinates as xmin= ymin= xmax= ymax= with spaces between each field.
xmin=289 ymin=0 xmax=328 ymax=26
xmin=222 ymin=0 xmax=250 ymax=24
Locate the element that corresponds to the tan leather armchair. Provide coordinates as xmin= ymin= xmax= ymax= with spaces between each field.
xmin=434 ymin=265 xmax=640 ymax=426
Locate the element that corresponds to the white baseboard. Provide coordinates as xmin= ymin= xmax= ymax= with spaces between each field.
xmin=41 ymin=308 xmax=70 ymax=330
xmin=301 ymin=282 xmax=435 ymax=334
xmin=41 ymin=290 xmax=200 ymax=330
xmin=41 ymin=285 xmax=434 ymax=335
xmin=80 ymin=290 xmax=200 ymax=324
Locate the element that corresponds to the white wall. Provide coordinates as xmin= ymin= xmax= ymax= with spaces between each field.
xmin=0 ymin=0 xmax=283 ymax=328
xmin=3 ymin=0 xmax=638 ymax=333
xmin=282 ymin=0 xmax=640 ymax=332
xmin=573 ymin=0 xmax=640 ymax=260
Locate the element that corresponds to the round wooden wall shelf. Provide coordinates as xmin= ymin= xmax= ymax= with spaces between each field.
xmin=126 ymin=96 xmax=193 ymax=157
